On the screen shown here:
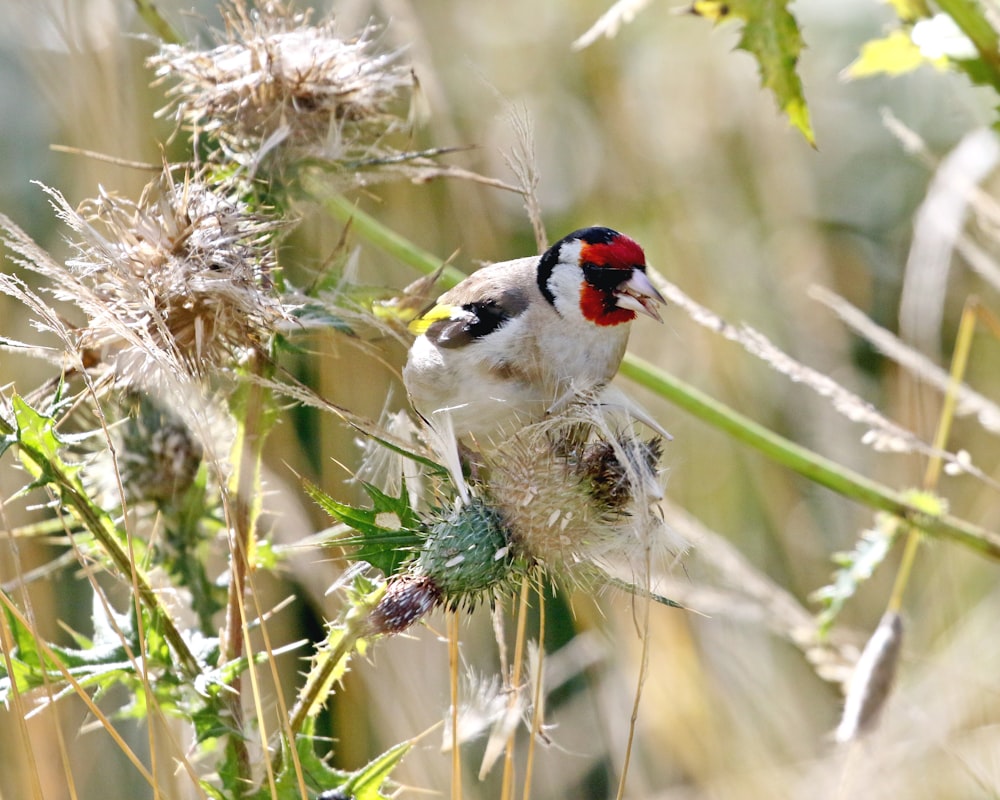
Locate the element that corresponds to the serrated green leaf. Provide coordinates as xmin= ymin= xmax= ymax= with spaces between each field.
xmin=691 ymin=0 xmax=815 ymax=146
xmin=305 ymin=480 xmax=424 ymax=575
xmin=845 ymin=29 xmax=947 ymax=78
xmin=11 ymin=394 xmax=83 ymax=486
xmin=347 ymin=741 xmax=411 ymax=800
xmin=0 ymin=603 xmax=134 ymax=700
xmin=359 ymin=482 xmax=423 ymax=533
xmin=251 ymin=732 xmax=352 ymax=800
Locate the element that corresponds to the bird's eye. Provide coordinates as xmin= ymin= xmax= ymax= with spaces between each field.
xmin=582 ymin=263 xmax=628 ymax=292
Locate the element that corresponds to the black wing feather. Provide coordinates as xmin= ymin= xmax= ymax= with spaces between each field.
xmin=425 ymin=288 xmax=529 ymax=350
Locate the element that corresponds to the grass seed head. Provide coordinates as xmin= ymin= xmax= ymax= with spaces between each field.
xmin=836 ymin=610 xmax=905 ymax=742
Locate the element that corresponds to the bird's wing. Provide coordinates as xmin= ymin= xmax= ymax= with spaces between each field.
xmin=409 ymin=258 xmax=539 ymax=349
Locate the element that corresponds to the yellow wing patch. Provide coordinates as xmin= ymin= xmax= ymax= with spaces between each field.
xmin=408 ymin=303 xmax=460 ymax=335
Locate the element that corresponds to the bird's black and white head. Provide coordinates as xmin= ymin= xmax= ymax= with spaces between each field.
xmin=537 ymin=227 xmax=664 ymax=327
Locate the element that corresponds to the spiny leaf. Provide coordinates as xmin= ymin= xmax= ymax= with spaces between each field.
xmin=255 ymin=732 xmax=350 ymax=799
xmin=10 ymin=394 xmax=83 ymax=487
xmin=690 ymin=0 xmax=815 ymax=146
xmin=348 ymin=741 xmax=411 ymax=800
xmin=256 ymin=735 xmax=407 ymax=800
xmin=305 ymin=479 xmax=424 ymax=575
xmin=0 ymin=603 xmax=134 ymax=700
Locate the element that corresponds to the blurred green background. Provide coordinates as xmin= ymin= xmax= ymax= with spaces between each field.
xmin=3 ymin=0 xmax=1000 ymax=798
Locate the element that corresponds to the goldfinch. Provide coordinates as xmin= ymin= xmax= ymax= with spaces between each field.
xmin=403 ymin=226 xmax=664 ymax=445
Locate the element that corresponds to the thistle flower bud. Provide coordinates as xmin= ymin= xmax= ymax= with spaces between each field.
xmin=367 ymin=574 xmax=441 ymax=636
xmin=364 ymin=500 xmax=516 ymax=635
xmin=116 ymin=393 xmax=202 ymax=506
xmin=416 ymin=499 xmax=516 ymax=610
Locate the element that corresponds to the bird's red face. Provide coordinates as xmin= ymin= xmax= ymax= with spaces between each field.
xmin=538 ymin=226 xmax=665 ymax=327
xmin=579 ymin=235 xmax=649 ymax=326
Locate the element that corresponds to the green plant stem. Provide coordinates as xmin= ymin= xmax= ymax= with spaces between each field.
xmin=0 ymin=412 xmax=202 ymax=678
xmin=311 ymin=190 xmax=1000 ymax=561
xmin=619 ymin=354 xmax=1000 ymax=559
xmin=43 ymin=483 xmax=202 ymax=674
xmin=222 ymin=352 xmax=273 ymax=793
xmin=133 ymin=0 xmax=182 ymax=44
xmin=888 ymin=297 xmax=979 ymax=612
xmin=287 ymin=618 xmax=367 ymax=739
xmin=299 ymin=171 xmax=468 ymax=287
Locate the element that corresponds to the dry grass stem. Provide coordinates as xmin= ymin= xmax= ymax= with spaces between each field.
xmin=812 ymin=286 xmax=1000 ymax=437
xmin=503 ymin=105 xmax=547 ymax=252
xmin=650 ymin=270 xmax=988 ymax=470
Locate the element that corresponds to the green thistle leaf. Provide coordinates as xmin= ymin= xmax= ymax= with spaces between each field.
xmin=691 ymin=0 xmax=815 ymax=146
xmin=306 ymin=480 xmax=424 ymax=575
xmin=10 ymin=394 xmax=84 ymax=488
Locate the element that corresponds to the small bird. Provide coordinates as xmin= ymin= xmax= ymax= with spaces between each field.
xmin=403 ymin=226 xmax=665 ymax=446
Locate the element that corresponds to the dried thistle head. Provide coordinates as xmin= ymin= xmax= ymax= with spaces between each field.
xmin=487 ymin=405 xmax=672 ymax=579
xmin=41 ymin=169 xmax=288 ymax=383
xmin=149 ymin=0 xmax=413 ymax=169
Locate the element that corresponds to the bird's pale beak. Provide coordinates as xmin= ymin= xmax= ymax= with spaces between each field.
xmin=615 ymin=270 xmax=666 ymax=322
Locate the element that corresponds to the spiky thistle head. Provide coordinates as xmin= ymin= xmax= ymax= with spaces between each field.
xmin=114 ymin=391 xmax=204 ymax=507
xmin=416 ymin=498 xmax=518 ymax=610
xmin=359 ymin=405 xmax=675 ymax=636
xmin=486 ymin=405 xmax=672 ymax=579
xmin=148 ymin=0 xmax=413 ymax=170
xmin=41 ymin=169 xmax=288 ymax=383
xmin=364 ymin=498 xmax=520 ymax=636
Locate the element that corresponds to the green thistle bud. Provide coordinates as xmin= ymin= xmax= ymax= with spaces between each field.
xmin=117 ymin=394 xmax=203 ymax=506
xmin=416 ymin=499 xmax=516 ymax=610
